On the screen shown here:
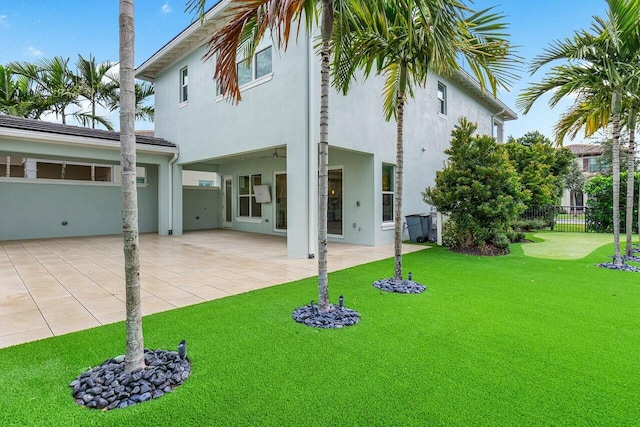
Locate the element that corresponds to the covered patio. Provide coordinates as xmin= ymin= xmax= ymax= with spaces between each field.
xmin=0 ymin=230 xmax=425 ymax=348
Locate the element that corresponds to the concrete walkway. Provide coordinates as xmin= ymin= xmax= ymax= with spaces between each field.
xmin=0 ymin=230 xmax=425 ymax=349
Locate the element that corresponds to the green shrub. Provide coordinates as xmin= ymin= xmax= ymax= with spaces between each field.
xmin=492 ymin=233 xmax=510 ymax=249
xmin=511 ymin=218 xmax=547 ymax=232
xmin=423 ymin=118 xmax=526 ymax=248
xmin=506 ymin=230 xmax=526 ymax=243
xmin=584 ymin=172 xmax=640 ymax=233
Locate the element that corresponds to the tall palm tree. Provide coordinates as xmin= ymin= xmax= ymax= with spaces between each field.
xmin=0 ymin=65 xmax=44 ymax=118
xmin=189 ymin=0 xmax=345 ymax=312
xmin=625 ymin=106 xmax=637 ymax=257
xmin=518 ymin=0 xmax=640 ymax=266
xmin=333 ymin=0 xmax=518 ymax=284
xmin=10 ymin=57 xmax=79 ymax=124
xmin=119 ymin=0 xmax=145 ymax=373
xmin=74 ymin=54 xmax=118 ymax=130
xmin=107 ymin=76 xmax=155 ymax=123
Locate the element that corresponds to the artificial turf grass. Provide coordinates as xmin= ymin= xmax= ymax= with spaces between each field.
xmin=0 ymin=238 xmax=639 ymax=426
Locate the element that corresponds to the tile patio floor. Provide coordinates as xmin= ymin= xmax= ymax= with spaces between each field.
xmin=0 ymin=229 xmax=425 ymax=349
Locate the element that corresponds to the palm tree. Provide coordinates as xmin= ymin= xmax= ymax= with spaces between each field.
xmin=625 ymin=107 xmax=637 ymax=257
xmin=74 ymin=54 xmax=118 ymax=130
xmin=333 ymin=0 xmax=518 ymax=284
xmin=518 ymin=0 xmax=640 ymax=267
xmin=10 ymin=57 xmax=79 ymax=124
xmin=107 ymin=76 xmax=155 ymax=123
xmin=119 ymin=0 xmax=145 ymax=373
xmin=188 ymin=0 xmax=345 ymax=312
xmin=0 ymin=65 xmax=44 ymax=118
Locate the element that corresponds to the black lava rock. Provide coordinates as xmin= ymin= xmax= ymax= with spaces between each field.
xmin=597 ymin=262 xmax=640 ymax=272
xmin=292 ymin=303 xmax=360 ymax=329
xmin=70 ymin=348 xmax=191 ymax=411
xmin=372 ymin=278 xmax=426 ymax=294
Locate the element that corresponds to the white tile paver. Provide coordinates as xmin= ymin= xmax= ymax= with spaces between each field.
xmin=0 ymin=229 xmax=426 ymax=348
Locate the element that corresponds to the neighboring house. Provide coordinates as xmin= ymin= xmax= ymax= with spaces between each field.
xmin=0 ymin=115 xmax=178 ymax=240
xmin=135 ymin=1 xmax=517 ymax=258
xmin=561 ymin=144 xmax=606 ymax=207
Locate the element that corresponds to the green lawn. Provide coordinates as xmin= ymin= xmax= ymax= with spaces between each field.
xmin=1 ymin=235 xmax=638 ymax=426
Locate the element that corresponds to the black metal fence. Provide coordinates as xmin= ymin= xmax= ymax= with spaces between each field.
xmin=520 ymin=205 xmax=592 ymax=233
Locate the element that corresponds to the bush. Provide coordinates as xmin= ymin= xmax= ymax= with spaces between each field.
xmin=584 ymin=172 xmax=640 ymax=233
xmin=511 ymin=218 xmax=547 ymax=232
xmin=493 ymin=233 xmax=510 ymax=249
xmin=506 ymin=230 xmax=526 ymax=243
xmin=423 ymin=118 xmax=526 ymax=248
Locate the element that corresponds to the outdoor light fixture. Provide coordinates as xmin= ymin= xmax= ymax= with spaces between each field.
xmin=408 ymin=272 xmax=413 ymax=281
xmin=178 ymin=340 xmax=186 ymax=360
xmin=339 ymin=295 xmax=344 ymax=308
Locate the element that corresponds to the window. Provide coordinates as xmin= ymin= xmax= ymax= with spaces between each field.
xmin=180 ymin=66 xmax=188 ymax=103
xmin=437 ymin=82 xmax=447 ymax=115
xmin=0 ymin=156 xmax=25 ymax=177
xmin=238 ymin=174 xmax=262 ymax=218
xmin=382 ymin=164 xmax=394 ymax=222
xmin=583 ymin=157 xmax=605 ymax=173
xmin=236 ymin=58 xmax=252 ymax=87
xmin=235 ymin=46 xmax=273 ymax=88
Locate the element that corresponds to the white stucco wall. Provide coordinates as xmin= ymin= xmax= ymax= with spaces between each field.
xmin=150 ymin=28 xmax=512 ymax=254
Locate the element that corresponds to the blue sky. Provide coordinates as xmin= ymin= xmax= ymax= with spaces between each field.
xmin=1 ymin=0 xmax=607 ymax=142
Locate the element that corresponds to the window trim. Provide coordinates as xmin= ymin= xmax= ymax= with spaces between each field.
xmin=437 ymin=81 xmax=447 ymax=116
xmin=382 ymin=163 xmax=395 ymax=225
xmin=237 ymin=173 xmax=262 ymax=219
xmin=216 ymin=46 xmax=273 ymax=101
xmin=179 ymin=66 xmax=188 ymax=104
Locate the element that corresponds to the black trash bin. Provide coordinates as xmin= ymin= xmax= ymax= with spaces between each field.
xmin=405 ymin=214 xmax=425 ymax=243
xmin=419 ymin=214 xmax=431 ymax=242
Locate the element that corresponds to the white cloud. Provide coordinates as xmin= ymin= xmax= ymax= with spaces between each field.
xmin=0 ymin=14 xmax=9 ymax=27
xmin=161 ymin=1 xmax=172 ymax=13
xmin=26 ymin=46 xmax=44 ymax=57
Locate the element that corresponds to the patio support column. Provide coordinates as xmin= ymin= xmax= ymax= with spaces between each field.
xmin=171 ymin=163 xmax=183 ymax=236
xmin=157 ymin=161 xmax=170 ymax=235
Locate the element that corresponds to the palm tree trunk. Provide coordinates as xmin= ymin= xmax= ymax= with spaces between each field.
xmin=611 ymin=92 xmax=623 ymax=266
xmin=625 ymin=110 xmax=636 ymax=257
xmin=317 ymin=0 xmax=333 ymax=312
xmin=120 ymin=0 xmax=145 ymax=372
xmin=393 ymin=92 xmax=405 ymax=283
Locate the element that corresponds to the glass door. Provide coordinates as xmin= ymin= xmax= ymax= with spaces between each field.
xmin=327 ymin=168 xmax=343 ymax=236
xmin=275 ymin=172 xmax=287 ymax=231
xmin=222 ymin=176 xmax=233 ymax=227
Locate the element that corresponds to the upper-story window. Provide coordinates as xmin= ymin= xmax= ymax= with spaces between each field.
xmin=583 ymin=157 xmax=605 ymax=173
xmin=437 ymin=82 xmax=447 ymax=116
xmin=236 ymin=46 xmax=273 ymax=88
xmin=180 ymin=66 xmax=188 ymax=103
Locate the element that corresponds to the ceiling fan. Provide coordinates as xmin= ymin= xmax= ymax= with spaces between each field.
xmin=260 ymin=148 xmax=286 ymax=159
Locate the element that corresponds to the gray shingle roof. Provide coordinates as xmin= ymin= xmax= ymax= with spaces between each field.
xmin=0 ymin=115 xmax=175 ymax=148
xmin=565 ymin=144 xmax=604 ymax=157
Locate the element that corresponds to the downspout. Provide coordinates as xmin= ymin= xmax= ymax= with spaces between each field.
xmin=491 ymin=108 xmax=506 ymax=141
xmin=307 ymin=27 xmax=316 ymax=258
xmin=168 ymin=150 xmax=179 ymax=235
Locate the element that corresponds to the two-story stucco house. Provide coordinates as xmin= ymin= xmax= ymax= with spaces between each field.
xmin=135 ymin=0 xmax=516 ymax=259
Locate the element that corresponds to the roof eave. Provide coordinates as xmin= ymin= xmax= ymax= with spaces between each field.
xmin=0 ymin=127 xmax=179 ymax=155
xmin=135 ymin=0 xmax=232 ymax=82
xmin=450 ymin=69 xmax=518 ymax=121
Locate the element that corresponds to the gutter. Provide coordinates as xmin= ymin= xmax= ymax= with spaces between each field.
xmin=167 ymin=150 xmax=179 ymax=235
xmin=0 ymin=128 xmax=178 ymax=155
xmin=491 ymin=108 xmax=506 ymax=139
